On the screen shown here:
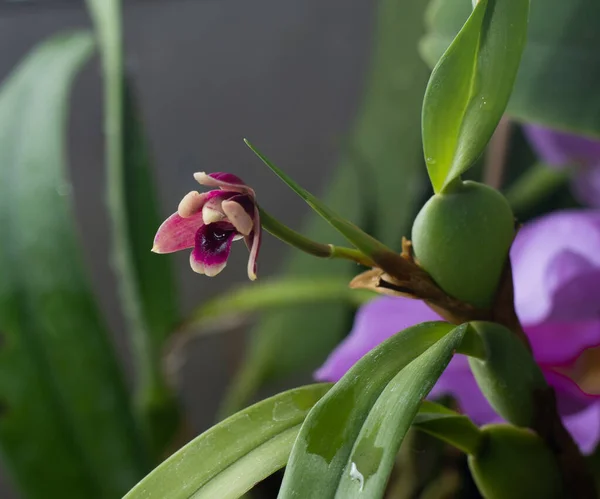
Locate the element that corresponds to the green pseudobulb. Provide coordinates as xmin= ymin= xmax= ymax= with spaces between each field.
xmin=411 ymin=180 xmax=514 ymax=309
xmin=469 ymin=424 xmax=563 ymax=499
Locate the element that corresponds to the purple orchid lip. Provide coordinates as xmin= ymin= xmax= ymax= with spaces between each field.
xmin=189 ymin=222 xmax=238 ymax=277
xmin=152 ymin=171 xmax=261 ymax=280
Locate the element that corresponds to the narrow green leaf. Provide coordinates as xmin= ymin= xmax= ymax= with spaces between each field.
xmin=245 ymin=139 xmax=396 ymax=260
xmin=0 ymin=32 xmax=145 ymax=498
xmin=186 ymin=278 xmax=374 ymax=331
xmin=413 ymin=401 xmax=483 ymax=455
xmin=422 ymin=0 xmax=529 ymax=192
xmin=334 ymin=329 xmax=466 ymax=498
xmin=278 ymin=322 xmax=464 ymax=498
xmin=422 ymin=0 xmax=600 ymax=137
xmin=86 ymin=0 xmax=180 ymax=455
xmin=223 ymin=0 xmax=430 ymax=415
xmin=124 ymin=384 xmax=331 ymax=499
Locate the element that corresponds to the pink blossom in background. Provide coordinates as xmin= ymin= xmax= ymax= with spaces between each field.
xmin=152 ymin=172 xmax=261 ymax=280
xmin=317 ymin=210 xmax=600 ymax=453
xmin=523 ymin=124 xmax=600 ymax=207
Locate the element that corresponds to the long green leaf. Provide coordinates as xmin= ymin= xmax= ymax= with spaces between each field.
xmin=0 ymin=32 xmax=145 ymax=498
xmin=334 ymin=330 xmax=465 ymax=498
xmin=222 ymin=0 xmax=430 ymax=415
xmin=278 ymin=322 xmax=465 ymax=498
xmin=186 ymin=278 xmax=374 ymax=331
xmin=422 ymin=0 xmax=529 ymax=192
xmin=86 ymin=0 xmax=180 ymax=455
xmin=124 ymin=384 xmax=331 ymax=499
xmin=421 ymin=0 xmax=600 ymax=137
xmin=414 ymin=401 xmax=482 ymax=455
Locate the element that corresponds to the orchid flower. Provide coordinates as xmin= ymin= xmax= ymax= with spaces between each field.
xmin=317 ymin=210 xmax=600 ymax=454
xmin=523 ymin=124 xmax=600 ymax=208
xmin=152 ymin=172 xmax=261 ymax=280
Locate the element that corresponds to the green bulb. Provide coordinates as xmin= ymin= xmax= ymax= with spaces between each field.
xmin=469 ymin=424 xmax=563 ymax=499
xmin=411 ymin=180 xmax=514 ymax=309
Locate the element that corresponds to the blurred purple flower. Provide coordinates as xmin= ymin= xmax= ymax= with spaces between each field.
xmin=152 ymin=172 xmax=261 ymax=280
xmin=317 ymin=210 xmax=600 ymax=453
xmin=523 ymin=124 xmax=600 ymax=207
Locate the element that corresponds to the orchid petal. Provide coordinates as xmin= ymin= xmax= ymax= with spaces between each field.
xmin=523 ymin=124 xmax=600 ymax=168
xmin=189 ymin=222 xmax=237 ymax=277
xmin=194 ymin=171 xmax=255 ymax=196
xmin=512 ymin=211 xmax=600 ymax=325
xmin=572 ymin=165 xmax=600 ymax=208
xmin=528 ymin=320 xmax=600 ymax=366
xmin=178 ymin=191 xmax=206 ymax=218
xmin=543 ymin=369 xmax=600 ymax=415
xmin=315 ymin=297 xmax=440 ymax=382
xmin=562 ymin=402 xmax=600 ymax=454
xmin=199 ymin=191 xmax=236 ymax=224
xmin=202 ymin=205 xmax=226 ymax=224
xmin=245 ymin=206 xmax=261 ymax=280
xmin=222 ymin=198 xmax=254 ymax=236
xmin=152 ymin=211 xmax=204 ymax=253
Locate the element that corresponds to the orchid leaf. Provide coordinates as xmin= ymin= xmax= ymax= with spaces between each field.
xmin=0 ymin=32 xmax=145 ymax=498
xmin=467 ymin=321 xmax=547 ymax=427
xmin=278 ymin=323 xmax=466 ymax=498
xmin=422 ymin=0 xmax=529 ymax=192
xmin=87 ymin=0 xmax=180 ymax=456
xmin=422 ymin=0 xmax=600 ymax=137
xmin=245 ymin=139 xmax=396 ymax=260
xmin=223 ymin=0 xmax=429 ymax=416
xmin=186 ymin=278 xmax=374 ymax=331
xmin=123 ymin=384 xmax=331 ymax=499
xmin=414 ymin=401 xmax=483 ymax=455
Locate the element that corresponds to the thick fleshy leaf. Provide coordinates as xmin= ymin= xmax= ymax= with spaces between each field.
xmin=87 ymin=0 xmax=180 ymax=455
xmin=223 ymin=0 xmax=429 ymax=415
xmin=421 ymin=0 xmax=600 ymax=137
xmin=123 ymin=384 xmax=331 ymax=499
xmin=421 ymin=0 xmax=529 ymax=192
xmin=0 ymin=32 xmax=145 ymax=498
xmin=186 ymin=278 xmax=374 ymax=331
xmin=333 ymin=330 xmax=466 ymax=498
xmin=413 ymin=401 xmax=483 ymax=455
xmin=468 ymin=322 xmax=548 ymax=427
xmin=278 ymin=322 xmax=468 ymax=498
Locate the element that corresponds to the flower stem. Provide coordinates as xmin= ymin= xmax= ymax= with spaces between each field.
xmin=259 ymin=207 xmax=375 ymax=267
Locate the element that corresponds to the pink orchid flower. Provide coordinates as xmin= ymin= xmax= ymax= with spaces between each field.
xmin=152 ymin=172 xmax=261 ymax=280
xmin=317 ymin=210 xmax=600 ymax=454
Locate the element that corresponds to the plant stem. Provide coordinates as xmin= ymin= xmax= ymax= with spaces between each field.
xmin=483 ymin=117 xmax=512 ymax=190
xmin=505 ymin=162 xmax=569 ymax=216
xmin=259 ymin=207 xmax=375 ymax=267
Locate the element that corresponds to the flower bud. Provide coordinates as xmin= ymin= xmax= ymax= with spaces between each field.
xmin=469 ymin=424 xmax=563 ymax=499
xmin=411 ymin=180 xmax=514 ymax=309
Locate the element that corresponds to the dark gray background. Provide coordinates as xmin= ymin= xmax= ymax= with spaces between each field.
xmin=0 ymin=0 xmax=376 ymax=496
